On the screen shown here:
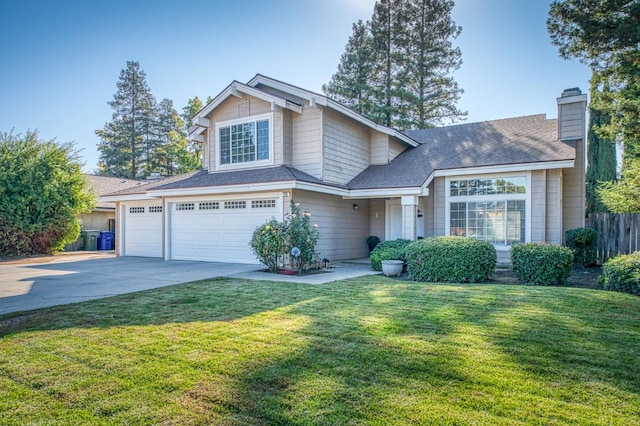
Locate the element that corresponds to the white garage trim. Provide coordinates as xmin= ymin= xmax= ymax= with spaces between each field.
xmin=166 ymin=193 xmax=284 ymax=264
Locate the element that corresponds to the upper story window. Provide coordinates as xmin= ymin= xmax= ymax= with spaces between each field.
xmin=216 ymin=113 xmax=272 ymax=168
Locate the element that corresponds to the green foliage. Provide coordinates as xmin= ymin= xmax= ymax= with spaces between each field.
xmin=369 ymin=239 xmax=412 ymax=271
xmin=404 ymin=236 xmax=496 ymax=283
xmin=511 ymin=243 xmax=574 ymax=286
xmin=564 ymin=227 xmax=598 ymax=268
xmin=0 ymin=130 xmax=94 ymax=256
xmin=324 ymin=0 xmax=465 ymax=129
xmin=96 ymin=61 xmax=201 ymax=178
xmin=250 ymin=201 xmax=320 ymax=273
xmin=586 ymin=73 xmax=617 ymax=213
xmin=250 ymin=219 xmax=288 ymax=273
xmin=600 ymin=252 xmax=640 ymax=295
xmin=287 ymin=201 xmax=320 ymax=272
xmin=597 ymin=160 xmax=640 ymax=212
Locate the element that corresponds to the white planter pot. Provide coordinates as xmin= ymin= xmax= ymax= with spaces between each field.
xmin=381 ymin=260 xmax=403 ymax=277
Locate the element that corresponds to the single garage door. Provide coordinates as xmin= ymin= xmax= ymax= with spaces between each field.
xmin=170 ymin=198 xmax=281 ymax=263
xmin=123 ymin=202 xmax=163 ymax=257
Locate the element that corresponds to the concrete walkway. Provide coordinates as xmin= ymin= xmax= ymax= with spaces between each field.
xmin=0 ymin=254 xmax=378 ymax=315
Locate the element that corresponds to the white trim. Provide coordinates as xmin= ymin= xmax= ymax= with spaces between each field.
xmin=444 ymin=172 xmax=532 ymax=247
xmin=101 ymin=193 xmax=162 ymax=202
xmin=556 ymin=93 xmax=587 ymax=105
xmin=195 ymin=82 xmax=302 ymax=122
xmin=215 ymin=113 xmax=275 ymax=171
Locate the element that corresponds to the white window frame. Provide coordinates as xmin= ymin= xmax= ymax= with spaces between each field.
xmin=215 ymin=113 xmax=274 ymax=170
xmin=444 ymin=172 xmax=531 ymax=248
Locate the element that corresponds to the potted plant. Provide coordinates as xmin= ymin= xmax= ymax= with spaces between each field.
xmin=366 ymin=235 xmax=380 ymax=253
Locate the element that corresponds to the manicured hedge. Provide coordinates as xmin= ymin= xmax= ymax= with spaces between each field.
xmin=510 ymin=243 xmax=574 ymax=286
xmin=404 ymin=236 xmax=496 ymax=283
xmin=564 ymin=227 xmax=597 ymax=268
xmin=370 ymin=239 xmax=412 ymax=271
xmin=600 ymin=252 xmax=640 ymax=296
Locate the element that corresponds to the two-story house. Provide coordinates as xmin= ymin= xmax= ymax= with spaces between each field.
xmin=102 ymin=75 xmax=587 ymax=264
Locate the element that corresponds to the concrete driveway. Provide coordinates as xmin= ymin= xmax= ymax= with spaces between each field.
xmin=0 ymin=254 xmax=261 ymax=315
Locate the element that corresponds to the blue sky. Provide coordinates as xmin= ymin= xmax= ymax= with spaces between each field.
xmin=0 ymin=0 xmax=590 ymax=172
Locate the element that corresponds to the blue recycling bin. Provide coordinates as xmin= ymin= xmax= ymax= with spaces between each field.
xmin=98 ymin=231 xmax=115 ymax=250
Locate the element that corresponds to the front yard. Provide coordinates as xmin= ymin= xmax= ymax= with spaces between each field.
xmin=1 ymin=276 xmax=639 ymax=425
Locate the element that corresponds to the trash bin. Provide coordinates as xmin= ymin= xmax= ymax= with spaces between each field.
xmin=98 ymin=231 xmax=115 ymax=250
xmin=81 ymin=230 xmax=100 ymax=251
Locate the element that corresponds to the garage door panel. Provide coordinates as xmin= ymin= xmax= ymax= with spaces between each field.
xmin=170 ymin=199 xmax=280 ymax=263
xmin=123 ymin=204 xmax=162 ymax=258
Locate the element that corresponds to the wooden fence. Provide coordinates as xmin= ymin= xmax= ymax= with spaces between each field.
xmin=586 ymin=213 xmax=640 ymax=264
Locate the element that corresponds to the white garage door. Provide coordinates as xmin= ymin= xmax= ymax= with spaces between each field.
xmin=170 ymin=198 xmax=281 ymax=263
xmin=123 ymin=202 xmax=163 ymax=257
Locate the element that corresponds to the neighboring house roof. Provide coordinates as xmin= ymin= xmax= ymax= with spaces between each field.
xmin=348 ymin=114 xmax=575 ymax=190
xmin=85 ymin=175 xmax=145 ymax=209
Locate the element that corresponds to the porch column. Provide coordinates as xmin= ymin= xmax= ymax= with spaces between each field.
xmin=401 ymin=195 xmax=418 ymax=240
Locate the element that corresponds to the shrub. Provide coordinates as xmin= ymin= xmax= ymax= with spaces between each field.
xmin=287 ymin=201 xmax=320 ymax=272
xmin=564 ymin=227 xmax=597 ymax=268
xmin=404 ymin=236 xmax=496 ymax=283
xmin=249 ymin=201 xmax=320 ymax=273
xmin=366 ymin=235 xmax=381 ymax=253
xmin=250 ymin=219 xmax=288 ymax=273
xmin=510 ymin=243 xmax=574 ymax=286
xmin=600 ymin=252 xmax=640 ymax=295
xmin=370 ymin=239 xmax=412 ymax=271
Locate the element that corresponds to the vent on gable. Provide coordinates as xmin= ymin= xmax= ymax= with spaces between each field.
xmin=238 ymin=101 xmax=250 ymax=118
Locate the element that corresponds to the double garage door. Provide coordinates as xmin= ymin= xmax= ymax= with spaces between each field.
xmin=122 ymin=197 xmax=281 ymax=264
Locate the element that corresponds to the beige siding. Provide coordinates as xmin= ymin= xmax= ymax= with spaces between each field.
xmin=558 ymin=102 xmax=586 ymax=140
xmin=562 ymin=138 xmax=586 ymax=235
xmin=291 ymin=106 xmax=323 ymax=179
xmin=434 ymin=177 xmax=446 ymax=236
xmin=388 ymin=138 xmax=406 ymax=161
xmin=369 ymin=199 xmax=385 ymax=240
xmin=79 ymin=211 xmax=114 ymax=231
xmin=322 ymin=109 xmax=370 ymax=185
xmin=293 ymin=190 xmax=370 ymax=260
xmin=546 ymin=169 xmax=563 ymax=244
xmin=283 ymin=110 xmax=293 ymax=165
xmin=424 ymin=181 xmax=435 ymax=237
xmin=530 ymin=170 xmax=546 ymax=242
xmin=370 ymin=131 xmax=389 ymax=165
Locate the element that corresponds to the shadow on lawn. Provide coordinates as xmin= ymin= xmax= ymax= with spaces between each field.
xmin=228 ymin=280 xmax=640 ymax=423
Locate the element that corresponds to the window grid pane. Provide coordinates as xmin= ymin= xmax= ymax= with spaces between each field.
xmin=450 ymin=200 xmax=525 ymax=245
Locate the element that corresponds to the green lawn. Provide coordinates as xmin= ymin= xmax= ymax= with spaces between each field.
xmin=1 ymin=276 xmax=639 ymax=425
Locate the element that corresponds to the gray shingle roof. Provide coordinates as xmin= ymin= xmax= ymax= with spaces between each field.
xmin=85 ymin=175 xmax=145 ymax=208
xmin=103 ymin=166 xmax=339 ymax=196
xmin=348 ymin=115 xmax=575 ymax=190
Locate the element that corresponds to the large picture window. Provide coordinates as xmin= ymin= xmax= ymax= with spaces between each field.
xmin=448 ymin=176 xmax=527 ymax=245
xmin=218 ymin=116 xmax=270 ymax=165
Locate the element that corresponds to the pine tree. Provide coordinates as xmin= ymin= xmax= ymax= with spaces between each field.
xmin=96 ymin=61 xmax=156 ymax=179
xmin=586 ymin=74 xmax=617 ymax=213
xmin=322 ymin=20 xmax=374 ymax=116
xmin=324 ymin=0 xmax=466 ymax=129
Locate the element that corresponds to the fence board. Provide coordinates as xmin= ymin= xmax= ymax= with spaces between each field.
xmin=586 ymin=213 xmax=640 ymax=264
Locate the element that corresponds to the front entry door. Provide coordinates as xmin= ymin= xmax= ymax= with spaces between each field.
xmin=385 ymin=198 xmax=425 ymax=240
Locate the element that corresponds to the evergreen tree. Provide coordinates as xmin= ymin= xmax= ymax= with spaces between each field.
xmin=96 ymin=61 xmax=156 ymax=179
xmin=586 ymin=74 xmax=617 ymax=213
xmin=324 ymin=0 xmax=465 ymax=129
xmin=322 ymin=20 xmax=374 ymax=116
